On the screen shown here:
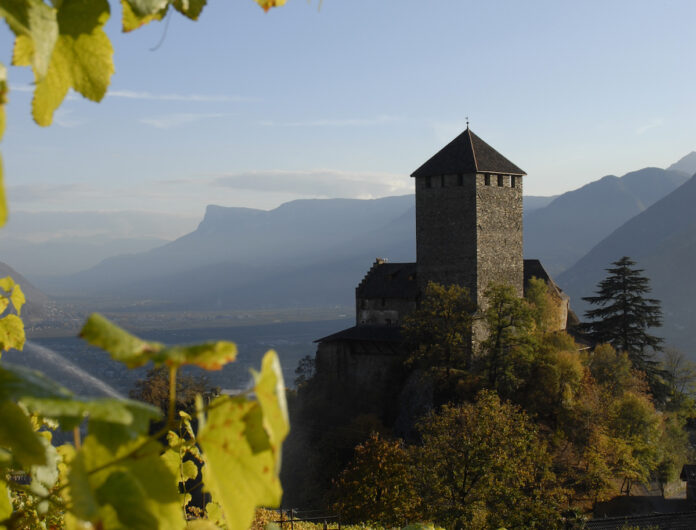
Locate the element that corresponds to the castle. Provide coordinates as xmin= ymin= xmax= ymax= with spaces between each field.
xmin=314 ymin=128 xmax=570 ymax=389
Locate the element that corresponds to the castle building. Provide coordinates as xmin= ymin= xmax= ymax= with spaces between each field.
xmin=314 ymin=128 xmax=570 ymax=388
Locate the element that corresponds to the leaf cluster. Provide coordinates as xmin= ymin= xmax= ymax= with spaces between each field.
xmin=0 ymin=311 xmax=290 ymax=529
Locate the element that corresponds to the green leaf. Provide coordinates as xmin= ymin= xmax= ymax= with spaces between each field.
xmin=96 ymin=470 xmax=159 ymax=530
xmin=72 ymin=435 xmax=185 ymax=529
xmin=0 ymin=314 xmax=25 ymax=351
xmin=29 ymin=435 xmax=59 ymax=497
xmin=173 ymin=0 xmax=206 ymax=20
xmin=0 ymin=0 xmax=58 ymax=79
xmin=153 ymin=341 xmax=238 ymax=370
xmin=0 ymin=400 xmax=47 ymax=467
xmin=80 ymin=313 xmax=163 ymax=369
xmin=0 ymin=362 xmax=75 ymax=402
xmin=162 ymin=449 xmax=198 ymax=483
xmin=120 ymin=0 xmax=168 ymax=32
xmin=88 ymin=400 xmax=161 ymax=449
xmin=186 ymin=520 xmax=219 ymax=530
xmin=32 ymin=0 xmax=114 ymax=126
xmin=198 ymin=395 xmax=282 ymax=530
xmin=252 ymin=350 xmax=289 ymax=468
xmin=0 ymin=479 xmax=11 ymax=524
xmin=81 ymin=313 xmax=237 ymax=370
xmin=66 ymin=450 xmax=99 ymax=522
xmin=123 ymin=0 xmax=169 ymax=17
xmin=9 ymin=283 xmax=25 ymax=315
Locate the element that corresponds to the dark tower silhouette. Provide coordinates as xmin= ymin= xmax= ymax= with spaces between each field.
xmin=411 ymin=127 xmax=526 ymax=306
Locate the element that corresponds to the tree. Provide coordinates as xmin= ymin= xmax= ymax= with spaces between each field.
xmin=581 ymin=257 xmax=663 ymax=373
xmin=130 ymin=366 xmax=219 ymax=415
xmin=403 ymin=282 xmax=476 ymax=374
xmin=331 ymin=432 xmax=421 ymax=526
xmin=412 ymin=391 xmax=565 ymax=529
xmin=479 ymin=283 xmax=535 ymax=397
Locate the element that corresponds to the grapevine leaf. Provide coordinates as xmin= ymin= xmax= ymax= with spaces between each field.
xmin=161 ymin=449 xmax=198 ymax=483
xmin=78 ymin=435 xmax=184 ymax=530
xmin=0 ymin=0 xmax=58 ymax=79
xmin=87 ymin=400 xmax=161 ymax=450
xmin=32 ymin=0 xmax=114 ymax=127
xmin=29 ymin=435 xmax=59 ymax=496
xmin=153 ymin=341 xmax=238 ymax=370
xmin=67 ymin=450 xmax=100 ymax=522
xmin=198 ymin=395 xmax=282 ymax=530
xmin=0 ymin=479 xmax=11 ymax=523
xmin=254 ymin=0 xmax=287 ymax=12
xmin=121 ymin=0 xmax=168 ymax=32
xmin=173 ymin=0 xmax=206 ymax=20
xmin=81 ymin=313 xmax=237 ymax=369
xmin=0 ymin=277 xmax=14 ymax=292
xmin=96 ymin=470 xmax=159 ymax=529
xmin=252 ymin=350 xmax=289 ymax=468
xmin=0 ymin=363 xmax=73 ymax=401
xmin=205 ymin=502 xmax=224 ymax=526
xmin=0 ymin=400 xmax=47 ymax=466
xmin=186 ymin=521 xmax=219 ymax=530
xmin=0 ymin=314 xmax=25 ymax=352
xmin=9 ymin=283 xmax=24 ymax=315
xmin=80 ymin=313 xmax=163 ymax=369
xmin=0 ymin=297 xmax=8 ymax=315
xmin=122 ymin=0 xmax=169 ymax=17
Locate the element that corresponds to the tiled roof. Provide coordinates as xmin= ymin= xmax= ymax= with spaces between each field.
xmin=315 ymin=326 xmax=403 ymax=344
xmin=411 ymin=128 xmax=526 ymax=178
xmin=356 ymin=260 xmax=418 ymax=299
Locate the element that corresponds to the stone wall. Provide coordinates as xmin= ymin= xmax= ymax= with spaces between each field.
xmin=475 ymin=173 xmax=524 ymax=307
xmin=415 ymin=172 xmax=523 ymax=307
xmin=356 ymin=297 xmax=417 ymax=327
xmin=415 ymin=173 xmax=478 ymax=298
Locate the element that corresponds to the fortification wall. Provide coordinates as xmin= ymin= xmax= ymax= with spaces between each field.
xmin=415 ymin=173 xmax=477 ymax=297
xmin=356 ymin=297 xmax=417 ymax=327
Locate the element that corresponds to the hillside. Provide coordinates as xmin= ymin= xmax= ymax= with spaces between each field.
xmin=524 ymin=167 xmax=689 ymax=276
xmin=558 ymin=174 xmax=696 ymax=353
xmin=41 ymin=196 xmax=416 ymax=309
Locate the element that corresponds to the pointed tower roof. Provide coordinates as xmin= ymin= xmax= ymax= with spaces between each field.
xmin=411 ymin=128 xmax=526 ymax=178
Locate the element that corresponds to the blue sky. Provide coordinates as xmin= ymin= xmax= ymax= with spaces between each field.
xmin=1 ymin=0 xmax=694 ymax=216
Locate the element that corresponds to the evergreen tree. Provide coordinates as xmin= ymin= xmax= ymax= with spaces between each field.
xmin=581 ymin=256 xmax=663 ymax=372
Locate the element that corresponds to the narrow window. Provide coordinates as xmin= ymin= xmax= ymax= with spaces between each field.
xmin=440 ymin=175 xmax=445 ymax=187
xmin=381 ymin=298 xmax=386 ymax=307
xmin=457 ymin=174 xmax=463 ymax=186
xmin=385 ymin=318 xmax=392 ymax=326
xmin=497 ymin=175 xmax=504 ymax=187
xmin=484 ymin=175 xmax=491 ymax=186
xmin=425 ymin=176 xmax=431 ymax=189
xmin=511 ymin=176 xmax=516 ymax=188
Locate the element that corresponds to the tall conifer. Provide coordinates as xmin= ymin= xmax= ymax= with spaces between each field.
xmin=581 ymin=256 xmax=663 ymax=372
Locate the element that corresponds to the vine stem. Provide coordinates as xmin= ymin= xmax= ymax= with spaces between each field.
xmin=168 ymin=365 xmax=178 ymax=427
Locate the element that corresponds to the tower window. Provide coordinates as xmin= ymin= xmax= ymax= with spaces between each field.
xmin=484 ymin=175 xmax=491 ymax=186
xmin=425 ymin=176 xmax=431 ymax=189
xmin=511 ymin=176 xmax=516 ymax=188
xmin=440 ymin=175 xmax=445 ymax=187
xmin=457 ymin=174 xmax=463 ymax=186
xmin=497 ymin=175 xmax=504 ymax=187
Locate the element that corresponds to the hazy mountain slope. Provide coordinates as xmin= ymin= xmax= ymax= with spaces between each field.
xmin=523 ymin=195 xmax=557 ymax=213
xmin=42 ymin=196 xmax=416 ymax=301
xmin=523 ymin=167 xmax=689 ymax=276
xmin=558 ymin=174 xmax=696 ymax=353
xmin=668 ymin=151 xmax=696 ymax=175
xmin=0 ymin=210 xmax=197 ymax=278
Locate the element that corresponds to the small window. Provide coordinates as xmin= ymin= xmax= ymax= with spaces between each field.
xmin=381 ymin=298 xmax=386 ymax=307
xmin=440 ymin=175 xmax=445 ymax=187
xmin=484 ymin=175 xmax=491 ymax=186
xmin=497 ymin=175 xmax=504 ymax=187
xmin=511 ymin=176 xmax=516 ymax=188
xmin=385 ymin=318 xmax=392 ymax=326
xmin=425 ymin=176 xmax=431 ymax=189
xmin=457 ymin=174 xmax=463 ymax=186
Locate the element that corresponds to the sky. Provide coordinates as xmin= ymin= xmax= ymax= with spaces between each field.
xmin=1 ymin=0 xmax=695 ymax=218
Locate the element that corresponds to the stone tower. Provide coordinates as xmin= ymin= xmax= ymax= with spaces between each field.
xmin=411 ymin=127 xmax=526 ymax=307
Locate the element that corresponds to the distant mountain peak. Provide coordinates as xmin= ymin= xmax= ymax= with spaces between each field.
xmin=668 ymin=151 xmax=696 ymax=176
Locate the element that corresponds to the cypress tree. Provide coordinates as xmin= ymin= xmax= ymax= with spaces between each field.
xmin=581 ymin=256 xmax=663 ymax=372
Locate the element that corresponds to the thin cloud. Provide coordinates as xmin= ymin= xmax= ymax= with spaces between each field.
xmin=259 ymin=115 xmax=400 ymax=127
xmin=140 ymin=113 xmax=228 ymax=129
xmin=636 ymin=119 xmax=663 ymax=135
xmin=8 ymin=183 xmax=93 ymax=203
xmin=212 ymin=169 xmax=412 ymax=198
xmin=109 ymin=89 xmax=256 ymax=103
